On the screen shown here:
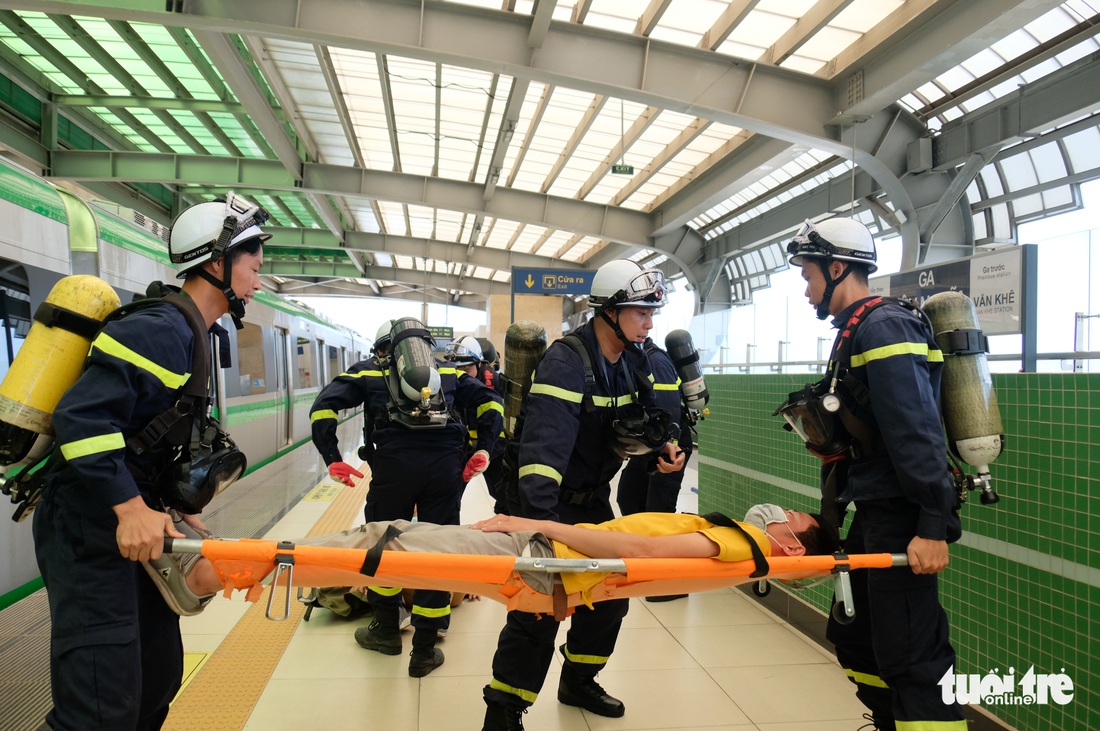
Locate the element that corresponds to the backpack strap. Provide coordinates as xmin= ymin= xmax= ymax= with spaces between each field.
xmin=125 ymin=286 xmax=213 ymax=455
xmin=560 ymin=333 xmax=598 ymax=413
xmin=701 ymin=511 xmax=770 ymax=578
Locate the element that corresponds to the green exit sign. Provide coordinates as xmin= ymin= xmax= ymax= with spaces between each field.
xmin=611 ymin=164 xmax=634 ymax=175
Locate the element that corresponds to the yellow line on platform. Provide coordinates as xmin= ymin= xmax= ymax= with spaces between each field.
xmin=163 ymin=468 xmax=369 ymax=730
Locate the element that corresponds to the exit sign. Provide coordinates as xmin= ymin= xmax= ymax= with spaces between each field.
xmin=611 ymin=164 xmax=634 ymax=175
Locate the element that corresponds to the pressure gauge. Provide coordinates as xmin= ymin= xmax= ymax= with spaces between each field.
xmin=821 ymin=393 xmax=841 ymax=413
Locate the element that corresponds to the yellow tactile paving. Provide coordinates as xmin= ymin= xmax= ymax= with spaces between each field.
xmin=163 ymin=468 xmax=369 ymax=730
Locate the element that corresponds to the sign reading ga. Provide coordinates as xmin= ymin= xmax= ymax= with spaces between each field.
xmin=512 ymin=268 xmax=593 ymax=295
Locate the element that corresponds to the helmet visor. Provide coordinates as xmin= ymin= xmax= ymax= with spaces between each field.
xmin=444 ymin=342 xmax=479 ymax=364
xmin=620 ymin=268 xmax=667 ymax=307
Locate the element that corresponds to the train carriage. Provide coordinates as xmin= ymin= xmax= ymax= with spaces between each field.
xmin=0 ymin=157 xmax=367 ymax=603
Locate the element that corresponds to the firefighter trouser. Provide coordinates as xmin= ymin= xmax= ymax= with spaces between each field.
xmin=363 ymin=439 xmax=464 ymax=633
xmin=826 ymin=497 xmax=966 ymax=730
xmin=33 ymin=483 xmax=183 ymax=730
xmin=616 ymin=448 xmax=692 ymax=515
xmin=485 ymin=598 xmax=630 ymax=710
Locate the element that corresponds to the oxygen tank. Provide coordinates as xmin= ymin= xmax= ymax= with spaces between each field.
xmin=922 ymin=291 xmax=1002 ymax=504
xmin=0 ymin=275 xmax=120 ymax=465
xmin=665 ymin=329 xmax=709 ymax=413
xmin=389 ymin=317 xmax=441 ymax=402
xmin=502 ymin=320 xmax=547 ymax=439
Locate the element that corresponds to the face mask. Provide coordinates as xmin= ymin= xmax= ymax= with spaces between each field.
xmin=743 ymin=503 xmax=788 ymax=532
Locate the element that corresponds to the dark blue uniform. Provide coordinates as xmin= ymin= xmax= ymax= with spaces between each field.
xmin=616 ymin=338 xmax=691 ymax=515
xmin=455 ymin=371 xmax=505 ymax=466
xmin=34 ymin=302 xmax=199 ymax=730
xmin=485 ymin=320 xmax=656 ymax=711
xmin=309 ymin=357 xmax=497 ymax=633
xmin=824 ymin=298 xmax=965 ymax=730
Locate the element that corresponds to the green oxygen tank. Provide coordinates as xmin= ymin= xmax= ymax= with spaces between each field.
xmin=921 ymin=291 xmax=1002 ymax=504
xmin=501 ymin=320 xmax=547 ymax=440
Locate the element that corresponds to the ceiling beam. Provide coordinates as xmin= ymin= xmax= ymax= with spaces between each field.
xmin=48 ymin=151 xmax=654 ymax=246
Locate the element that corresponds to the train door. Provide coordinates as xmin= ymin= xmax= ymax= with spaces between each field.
xmin=273 ymin=326 xmax=291 ymax=448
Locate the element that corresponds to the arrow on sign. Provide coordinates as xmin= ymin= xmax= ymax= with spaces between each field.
xmin=525 ymin=275 xmax=535 ymax=288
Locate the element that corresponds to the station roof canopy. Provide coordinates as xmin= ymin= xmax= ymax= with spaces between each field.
xmin=0 ymin=0 xmax=1096 ymax=310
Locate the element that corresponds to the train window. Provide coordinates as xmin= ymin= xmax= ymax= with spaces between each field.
xmin=0 ymin=262 xmax=31 ymax=381
xmin=236 ymin=321 xmax=268 ymax=395
xmin=327 ymin=344 xmax=340 ymax=380
xmin=294 ymin=336 xmax=316 ymax=389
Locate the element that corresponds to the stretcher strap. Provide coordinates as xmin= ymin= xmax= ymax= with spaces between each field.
xmin=701 ymin=511 xmax=769 ymax=578
xmin=360 ymin=524 xmax=404 ymax=577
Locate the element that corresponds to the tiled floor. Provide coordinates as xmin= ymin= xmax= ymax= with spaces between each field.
xmin=179 ymin=436 xmax=872 ymax=730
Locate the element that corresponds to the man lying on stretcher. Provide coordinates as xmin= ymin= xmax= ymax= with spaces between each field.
xmin=165 ymin=504 xmax=839 ymax=615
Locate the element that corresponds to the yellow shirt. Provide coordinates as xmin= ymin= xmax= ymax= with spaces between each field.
xmin=551 ymin=512 xmax=771 ymax=597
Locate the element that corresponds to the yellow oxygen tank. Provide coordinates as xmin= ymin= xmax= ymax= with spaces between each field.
xmin=921 ymin=290 xmax=1002 ymax=504
xmin=0 ymin=275 xmax=120 ymax=465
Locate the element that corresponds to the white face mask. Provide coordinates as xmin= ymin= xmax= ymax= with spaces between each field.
xmin=743 ymin=503 xmax=788 ymax=532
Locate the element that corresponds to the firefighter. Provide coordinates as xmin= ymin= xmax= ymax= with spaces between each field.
xmin=308 ymin=319 xmax=491 ymax=678
xmin=614 ymin=335 xmax=692 ymax=602
xmin=482 ymin=259 xmax=686 ymax=730
xmin=32 ymin=194 xmax=269 ymax=730
xmin=786 ymin=216 xmax=965 ymax=731
xmin=443 ymin=336 xmax=504 ymax=487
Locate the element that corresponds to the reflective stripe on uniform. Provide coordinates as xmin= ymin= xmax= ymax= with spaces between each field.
xmin=850 ymin=342 xmax=944 ymax=368
xmin=519 ymin=463 xmax=562 ymax=485
xmin=530 ymin=382 xmax=583 ymax=403
xmin=591 ymin=393 xmax=634 ymax=407
xmin=412 ymin=604 xmax=451 ymax=619
xmin=896 ymin=721 xmax=968 ymax=730
xmin=488 ymin=678 xmax=538 ymax=704
xmin=438 ymin=366 xmax=458 ymax=376
xmin=59 ymin=432 xmax=126 ymax=461
xmin=653 ymin=382 xmax=679 ymax=391
xmin=310 ymin=409 xmax=338 ymax=422
xmin=340 ymin=369 xmax=383 ymax=378
xmin=561 ymin=645 xmax=610 ymax=666
xmin=368 ymin=585 xmax=403 ymax=597
xmin=477 ymin=400 xmax=504 ymax=417
xmin=92 ymin=333 xmax=190 ymax=389
xmin=843 ymin=667 xmax=890 ymax=688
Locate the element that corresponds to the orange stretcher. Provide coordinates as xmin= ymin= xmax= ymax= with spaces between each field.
xmin=167 ymin=536 xmax=908 ymax=622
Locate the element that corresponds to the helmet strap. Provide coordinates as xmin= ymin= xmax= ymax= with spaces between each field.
xmin=196 ymin=257 xmax=246 ymax=330
xmin=815 ymin=259 xmax=853 ymax=320
xmin=598 ymin=307 xmax=637 ymax=350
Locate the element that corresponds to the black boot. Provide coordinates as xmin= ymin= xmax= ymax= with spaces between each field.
xmin=354 ymin=606 xmax=402 ymax=655
xmin=482 ymin=700 xmax=525 ymax=731
xmin=556 ymin=645 xmax=625 ymax=717
xmin=408 ymin=627 xmax=444 ymax=677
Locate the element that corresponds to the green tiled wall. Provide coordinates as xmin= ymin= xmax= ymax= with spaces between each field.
xmin=696 ymin=373 xmax=1099 ymax=731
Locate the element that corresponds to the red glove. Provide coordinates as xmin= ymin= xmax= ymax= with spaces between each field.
xmin=329 ymin=462 xmax=364 ymax=486
xmin=462 ymin=450 xmax=490 ymax=482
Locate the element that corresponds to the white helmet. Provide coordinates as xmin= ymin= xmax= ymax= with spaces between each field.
xmin=588 ymin=260 xmax=667 ymax=310
xmin=169 ymin=192 xmax=271 ymax=278
xmin=374 ymin=319 xmax=396 ymax=353
xmin=787 ymin=217 xmax=878 ymax=274
xmin=445 ymin=336 xmax=483 ymax=366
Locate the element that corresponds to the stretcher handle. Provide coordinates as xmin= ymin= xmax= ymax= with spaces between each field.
xmin=164 ymin=537 xmax=203 ymax=554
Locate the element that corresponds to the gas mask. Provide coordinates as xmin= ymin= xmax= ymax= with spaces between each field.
xmin=773 ymin=383 xmax=851 ymax=459
xmin=743 ymin=503 xmax=789 ymax=532
xmin=160 ymin=418 xmax=246 ymax=514
xmin=608 ymin=404 xmax=676 ymax=459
